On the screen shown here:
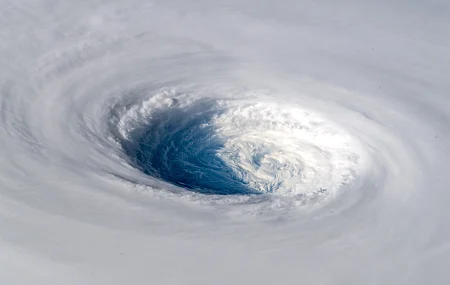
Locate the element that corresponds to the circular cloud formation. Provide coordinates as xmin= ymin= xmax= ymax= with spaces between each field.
xmin=0 ymin=20 xmax=429 ymax=217
xmin=1 ymin=1 xmax=449 ymax=284
xmin=113 ymin=87 xmax=366 ymax=198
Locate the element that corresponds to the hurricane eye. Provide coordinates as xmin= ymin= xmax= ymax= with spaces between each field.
xmin=112 ymin=89 xmax=365 ymax=201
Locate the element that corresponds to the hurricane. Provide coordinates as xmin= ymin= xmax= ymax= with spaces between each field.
xmin=1 ymin=0 xmax=450 ymax=284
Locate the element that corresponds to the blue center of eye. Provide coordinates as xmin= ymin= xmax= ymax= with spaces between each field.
xmin=121 ymin=102 xmax=258 ymax=195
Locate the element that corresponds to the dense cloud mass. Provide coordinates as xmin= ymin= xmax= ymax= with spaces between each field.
xmin=1 ymin=0 xmax=450 ymax=284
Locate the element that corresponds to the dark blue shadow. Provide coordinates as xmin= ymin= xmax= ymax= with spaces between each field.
xmin=121 ymin=99 xmax=258 ymax=195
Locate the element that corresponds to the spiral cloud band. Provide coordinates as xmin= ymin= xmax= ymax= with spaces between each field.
xmin=1 ymin=0 xmax=449 ymax=284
